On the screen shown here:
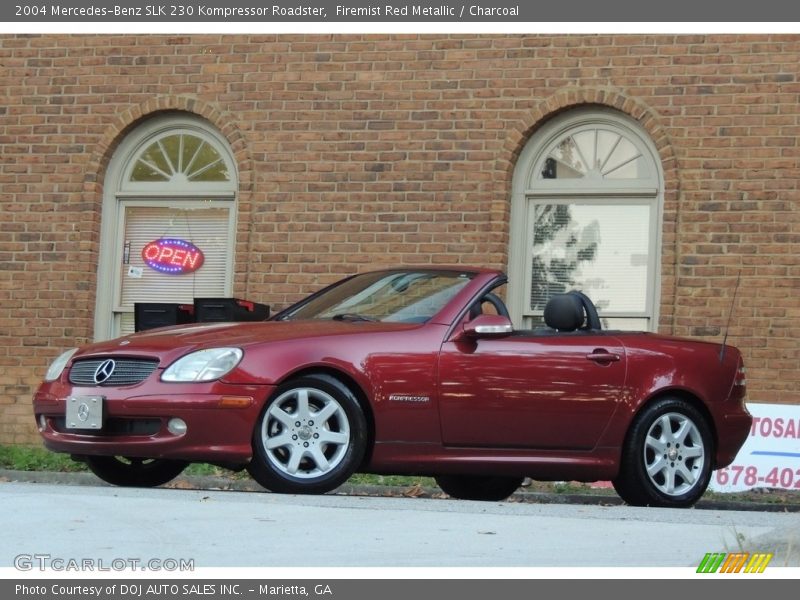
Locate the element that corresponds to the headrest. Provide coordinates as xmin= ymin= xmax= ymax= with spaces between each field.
xmin=543 ymin=294 xmax=585 ymax=332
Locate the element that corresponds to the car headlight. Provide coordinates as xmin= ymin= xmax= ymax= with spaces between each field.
xmin=44 ymin=348 xmax=79 ymax=382
xmin=161 ymin=348 xmax=243 ymax=382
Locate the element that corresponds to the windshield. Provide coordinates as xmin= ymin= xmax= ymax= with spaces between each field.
xmin=280 ymin=270 xmax=474 ymax=323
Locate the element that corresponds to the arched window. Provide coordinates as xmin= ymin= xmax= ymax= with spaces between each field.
xmin=124 ymin=129 xmax=234 ymax=189
xmin=94 ymin=115 xmax=238 ymax=340
xmin=507 ymin=108 xmax=663 ymax=331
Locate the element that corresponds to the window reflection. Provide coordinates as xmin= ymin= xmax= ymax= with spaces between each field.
xmin=530 ymin=203 xmax=651 ymax=314
xmin=539 ymin=128 xmax=646 ymax=180
xmin=130 ymin=134 xmax=231 ymax=183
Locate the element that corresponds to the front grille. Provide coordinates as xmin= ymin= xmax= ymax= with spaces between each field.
xmin=51 ymin=417 xmax=162 ymax=436
xmin=69 ymin=358 xmax=159 ymax=386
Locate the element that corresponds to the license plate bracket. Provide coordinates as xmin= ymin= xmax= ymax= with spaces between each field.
xmin=65 ymin=395 xmax=104 ymax=430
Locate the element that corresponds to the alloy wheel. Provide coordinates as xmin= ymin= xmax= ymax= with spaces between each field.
xmin=260 ymin=387 xmax=350 ymax=479
xmin=643 ymin=412 xmax=706 ymax=496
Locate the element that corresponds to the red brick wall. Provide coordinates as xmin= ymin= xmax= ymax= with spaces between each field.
xmin=1 ymin=34 xmax=798 ymax=445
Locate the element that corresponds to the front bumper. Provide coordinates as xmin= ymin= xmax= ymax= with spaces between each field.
xmin=33 ymin=381 xmax=274 ymax=464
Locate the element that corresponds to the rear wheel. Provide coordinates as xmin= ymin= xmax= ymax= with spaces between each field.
xmin=84 ymin=456 xmax=188 ymax=487
xmin=247 ymin=374 xmax=367 ymax=494
xmin=613 ymin=397 xmax=712 ymax=508
xmin=435 ymin=474 xmax=523 ymax=501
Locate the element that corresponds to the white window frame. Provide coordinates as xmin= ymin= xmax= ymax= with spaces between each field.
xmin=94 ymin=115 xmax=238 ymax=341
xmin=507 ymin=108 xmax=664 ymax=331
xmin=112 ymin=200 xmax=237 ymax=336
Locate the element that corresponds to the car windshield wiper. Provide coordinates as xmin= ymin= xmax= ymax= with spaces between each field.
xmin=331 ymin=313 xmax=378 ymax=322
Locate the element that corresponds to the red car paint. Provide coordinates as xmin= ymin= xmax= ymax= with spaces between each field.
xmin=33 ymin=268 xmax=751 ymax=486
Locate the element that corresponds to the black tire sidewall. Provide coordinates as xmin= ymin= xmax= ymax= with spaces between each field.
xmin=435 ymin=474 xmax=523 ymax=501
xmin=85 ymin=456 xmax=187 ymax=487
xmin=619 ymin=398 xmax=713 ymax=508
xmin=248 ymin=375 xmax=367 ymax=494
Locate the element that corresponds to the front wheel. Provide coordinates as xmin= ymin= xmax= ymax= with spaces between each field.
xmin=613 ymin=397 xmax=713 ymax=508
xmin=435 ymin=474 xmax=523 ymax=501
xmin=247 ymin=375 xmax=367 ymax=494
xmin=84 ymin=456 xmax=188 ymax=487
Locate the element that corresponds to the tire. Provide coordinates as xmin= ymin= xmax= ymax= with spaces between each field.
xmin=435 ymin=474 xmax=523 ymax=501
xmin=613 ymin=397 xmax=713 ymax=508
xmin=84 ymin=456 xmax=188 ymax=487
xmin=247 ymin=374 xmax=368 ymax=494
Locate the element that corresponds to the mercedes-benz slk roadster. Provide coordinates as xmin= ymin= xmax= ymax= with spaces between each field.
xmin=34 ymin=267 xmax=751 ymax=507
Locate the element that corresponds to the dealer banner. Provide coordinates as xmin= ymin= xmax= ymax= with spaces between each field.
xmin=710 ymin=402 xmax=800 ymax=493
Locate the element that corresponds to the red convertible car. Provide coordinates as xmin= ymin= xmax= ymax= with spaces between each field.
xmin=34 ymin=267 xmax=751 ymax=507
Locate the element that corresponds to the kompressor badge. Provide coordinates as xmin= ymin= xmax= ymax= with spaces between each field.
xmin=388 ymin=395 xmax=430 ymax=403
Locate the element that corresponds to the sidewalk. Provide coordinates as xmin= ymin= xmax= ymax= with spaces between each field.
xmin=2 ymin=468 xmax=798 ymax=513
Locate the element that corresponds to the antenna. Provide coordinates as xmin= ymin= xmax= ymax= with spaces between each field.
xmin=719 ymin=270 xmax=742 ymax=363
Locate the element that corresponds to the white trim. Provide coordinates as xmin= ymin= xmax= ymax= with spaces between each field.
xmin=524 ymin=187 xmax=659 ymax=198
xmin=521 ymin=197 xmax=658 ymax=321
xmin=94 ymin=115 xmax=238 ymax=341
xmin=119 ymin=122 xmax=237 ymax=195
xmin=508 ymin=107 xmax=664 ymax=332
xmin=114 ymin=191 xmax=237 ymax=199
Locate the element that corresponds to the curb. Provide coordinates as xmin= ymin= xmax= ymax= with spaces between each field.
xmin=2 ymin=469 xmax=799 ymax=512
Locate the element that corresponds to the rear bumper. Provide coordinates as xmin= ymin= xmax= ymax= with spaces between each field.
xmin=714 ymin=409 xmax=752 ymax=468
xmin=33 ymin=383 xmax=274 ymax=463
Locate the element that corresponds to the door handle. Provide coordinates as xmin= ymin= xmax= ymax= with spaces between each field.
xmin=585 ymin=350 xmax=620 ymax=364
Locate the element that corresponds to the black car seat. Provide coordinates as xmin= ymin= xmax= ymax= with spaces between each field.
xmin=543 ymin=291 xmax=602 ymax=332
xmin=543 ymin=294 xmax=584 ymax=331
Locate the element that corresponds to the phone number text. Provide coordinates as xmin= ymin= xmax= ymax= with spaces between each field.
xmin=715 ymin=464 xmax=800 ymax=489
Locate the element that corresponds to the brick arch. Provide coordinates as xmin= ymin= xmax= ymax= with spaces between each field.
xmin=496 ymin=86 xmax=678 ymax=205
xmin=494 ymin=87 xmax=681 ymax=333
xmin=84 ymin=95 xmax=254 ymax=193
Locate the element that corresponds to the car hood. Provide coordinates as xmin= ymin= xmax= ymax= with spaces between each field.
xmin=71 ymin=320 xmax=420 ymax=364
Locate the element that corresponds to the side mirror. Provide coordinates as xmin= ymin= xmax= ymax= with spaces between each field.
xmin=458 ymin=314 xmax=514 ymax=340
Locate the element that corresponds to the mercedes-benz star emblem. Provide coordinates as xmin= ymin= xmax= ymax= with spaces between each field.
xmin=77 ymin=403 xmax=90 ymax=422
xmin=93 ymin=359 xmax=116 ymax=384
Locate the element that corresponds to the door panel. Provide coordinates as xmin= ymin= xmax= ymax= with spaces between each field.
xmin=438 ymin=334 xmax=626 ymax=450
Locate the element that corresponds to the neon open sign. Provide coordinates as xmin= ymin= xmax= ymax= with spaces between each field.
xmin=141 ymin=238 xmax=205 ymax=275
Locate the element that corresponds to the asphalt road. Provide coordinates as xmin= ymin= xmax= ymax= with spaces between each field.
xmin=1 ymin=481 xmax=798 ymax=569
